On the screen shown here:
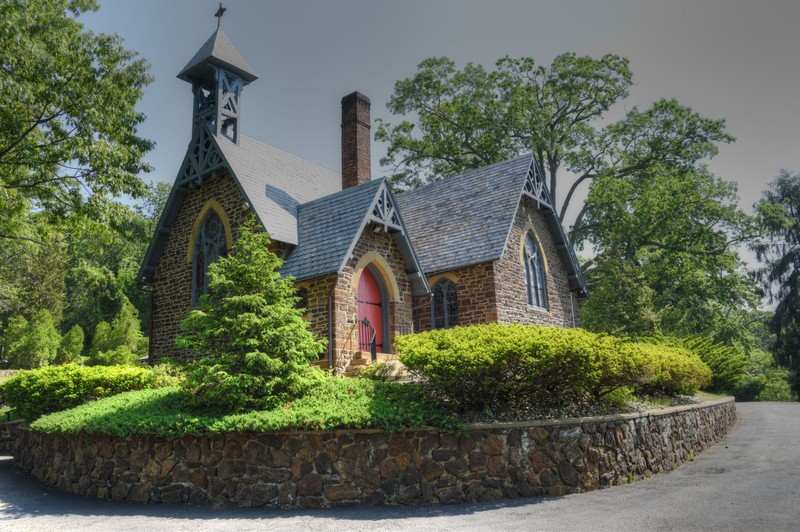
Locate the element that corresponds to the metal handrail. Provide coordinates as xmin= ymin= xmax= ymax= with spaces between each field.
xmin=360 ymin=317 xmax=377 ymax=362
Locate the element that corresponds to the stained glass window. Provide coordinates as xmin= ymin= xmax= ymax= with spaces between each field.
xmin=192 ymin=210 xmax=226 ymax=305
xmin=432 ymin=279 xmax=459 ymax=329
xmin=524 ymin=233 xmax=548 ymax=309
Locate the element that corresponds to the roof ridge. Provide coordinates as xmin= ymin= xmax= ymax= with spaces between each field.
xmin=299 ymin=178 xmax=384 ymax=209
xmin=397 ymin=153 xmax=532 ymax=198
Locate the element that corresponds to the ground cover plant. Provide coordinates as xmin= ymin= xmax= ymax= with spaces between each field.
xmin=30 ymin=376 xmax=463 ymax=438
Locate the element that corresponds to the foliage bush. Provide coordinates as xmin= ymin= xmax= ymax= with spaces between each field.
xmin=55 ymin=324 xmax=84 ymax=365
xmin=355 ymin=361 xmax=398 ymax=382
xmin=87 ymin=298 xmax=145 ymax=366
xmin=644 ymin=335 xmax=747 ymax=393
xmin=733 ymin=349 xmax=794 ymax=402
xmin=1 ymin=310 xmax=61 ymax=369
xmin=622 ymin=342 xmax=712 ymax=396
xmin=30 ymin=378 xmax=463 ymax=438
xmin=398 ymin=324 xmax=648 ymax=413
xmin=177 ymin=220 xmax=325 ymax=412
xmin=0 ymin=364 xmax=179 ymax=421
xmin=396 ymin=324 xmax=713 ymax=413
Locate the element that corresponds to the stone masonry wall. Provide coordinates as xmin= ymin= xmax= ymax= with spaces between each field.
xmin=150 ymin=174 xmax=250 ymax=362
xmin=494 ymin=196 xmax=580 ymax=328
xmin=413 ymin=262 xmax=498 ymax=332
xmin=13 ymin=399 xmax=735 ymax=507
xmin=0 ymin=420 xmax=24 ymax=454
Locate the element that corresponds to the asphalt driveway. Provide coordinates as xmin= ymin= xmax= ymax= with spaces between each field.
xmin=1 ymin=402 xmax=798 ymax=531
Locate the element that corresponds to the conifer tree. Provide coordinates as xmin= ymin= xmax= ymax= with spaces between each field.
xmin=178 ymin=219 xmax=325 ymax=412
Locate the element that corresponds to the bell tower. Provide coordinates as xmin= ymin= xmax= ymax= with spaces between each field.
xmin=176 ymin=4 xmax=258 ymax=185
xmin=178 ymin=3 xmax=258 ymax=143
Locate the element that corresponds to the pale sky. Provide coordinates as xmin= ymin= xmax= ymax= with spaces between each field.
xmin=82 ymin=0 xmax=798 ymax=239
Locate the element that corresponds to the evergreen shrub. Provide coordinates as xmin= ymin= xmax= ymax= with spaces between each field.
xmin=643 ymin=335 xmax=746 ymax=393
xmin=30 ymin=379 xmax=463 ymax=438
xmin=177 ymin=219 xmax=325 ymax=412
xmin=0 ymin=364 xmax=179 ymax=421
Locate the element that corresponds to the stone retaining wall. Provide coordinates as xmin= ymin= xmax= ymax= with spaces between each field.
xmin=12 ymin=398 xmax=735 ymax=507
xmin=0 ymin=420 xmax=24 ymax=454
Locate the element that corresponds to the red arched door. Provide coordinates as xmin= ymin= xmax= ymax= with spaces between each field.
xmin=357 ymin=268 xmax=384 ymax=353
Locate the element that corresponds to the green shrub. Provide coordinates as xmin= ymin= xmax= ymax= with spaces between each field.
xmin=645 ymin=336 xmax=747 ymax=393
xmin=0 ymin=364 xmax=180 ymax=421
xmin=397 ymin=324 xmax=714 ymax=413
xmin=55 ymin=325 xmax=84 ymax=365
xmin=87 ymin=299 xmax=145 ymax=366
xmin=397 ymin=323 xmax=647 ymax=413
xmin=623 ymin=342 xmax=712 ymax=396
xmin=31 ymin=378 xmax=463 ymax=438
xmin=355 ymin=361 xmax=398 ymax=382
xmin=177 ymin=220 xmax=325 ymax=412
xmin=2 ymin=310 xmax=61 ymax=369
xmin=733 ymin=349 xmax=794 ymax=402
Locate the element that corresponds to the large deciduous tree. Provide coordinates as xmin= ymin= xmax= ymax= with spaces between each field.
xmin=754 ymin=170 xmax=800 ymax=396
xmin=0 ymin=0 xmax=153 ymax=236
xmin=377 ymin=54 xmax=758 ymax=339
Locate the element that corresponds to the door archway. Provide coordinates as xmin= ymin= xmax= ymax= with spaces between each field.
xmin=357 ymin=266 xmax=387 ymax=353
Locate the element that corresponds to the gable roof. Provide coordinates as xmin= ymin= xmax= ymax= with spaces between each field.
xmin=281 ymin=179 xmax=429 ymax=296
xmin=137 ymin=130 xmax=340 ymax=285
xmin=177 ymin=28 xmax=258 ymax=83
xmin=396 ymin=156 xmax=588 ymax=298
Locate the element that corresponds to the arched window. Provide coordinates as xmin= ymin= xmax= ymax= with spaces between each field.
xmin=295 ymin=287 xmax=309 ymax=311
xmin=192 ymin=210 xmax=226 ymax=305
xmin=432 ymin=279 xmax=459 ymax=329
xmin=524 ymin=233 xmax=548 ymax=309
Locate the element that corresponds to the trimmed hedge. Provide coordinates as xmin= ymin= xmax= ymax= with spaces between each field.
xmin=0 ymin=364 xmax=179 ymax=421
xmin=396 ymin=324 xmax=711 ymax=413
xmin=621 ymin=342 xmax=712 ymax=396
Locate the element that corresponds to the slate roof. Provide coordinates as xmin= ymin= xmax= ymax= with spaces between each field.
xmin=396 ymin=156 xmax=531 ymax=275
xmin=397 ymin=155 xmax=588 ymax=297
xmin=177 ymin=28 xmax=258 ymax=83
xmin=280 ymin=179 xmax=429 ymax=295
xmin=280 ymin=179 xmax=383 ymax=281
xmin=137 ymin=131 xmax=340 ymax=284
xmin=216 ymin=134 xmax=341 ymax=245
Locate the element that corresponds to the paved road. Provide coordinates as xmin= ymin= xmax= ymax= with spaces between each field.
xmin=1 ymin=402 xmax=799 ymax=531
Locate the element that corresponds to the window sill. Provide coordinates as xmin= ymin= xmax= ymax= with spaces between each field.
xmin=526 ymin=305 xmax=550 ymax=314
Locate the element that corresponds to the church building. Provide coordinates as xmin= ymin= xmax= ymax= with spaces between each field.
xmin=138 ymin=20 xmax=588 ymax=374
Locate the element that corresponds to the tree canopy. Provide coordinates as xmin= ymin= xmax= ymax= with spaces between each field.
xmin=377 ymin=54 xmax=758 ymax=341
xmin=754 ymin=170 xmax=800 ymax=395
xmin=0 ymin=0 xmax=153 ymax=237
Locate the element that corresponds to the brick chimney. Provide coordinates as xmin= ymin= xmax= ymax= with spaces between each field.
xmin=341 ymin=91 xmax=371 ymax=189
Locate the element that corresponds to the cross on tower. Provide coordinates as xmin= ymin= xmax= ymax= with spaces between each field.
xmin=215 ymin=3 xmax=226 ymax=29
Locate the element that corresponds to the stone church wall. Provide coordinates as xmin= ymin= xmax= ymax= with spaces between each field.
xmin=413 ymin=263 xmax=498 ymax=332
xmin=493 ymin=196 xmax=580 ymax=328
xmin=327 ymin=224 xmax=414 ymax=373
xmin=412 ymin=196 xmax=579 ymax=333
xmin=149 ymin=174 xmax=250 ymax=362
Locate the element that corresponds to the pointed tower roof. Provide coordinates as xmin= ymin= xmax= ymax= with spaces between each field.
xmin=177 ymin=27 xmax=258 ymax=83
